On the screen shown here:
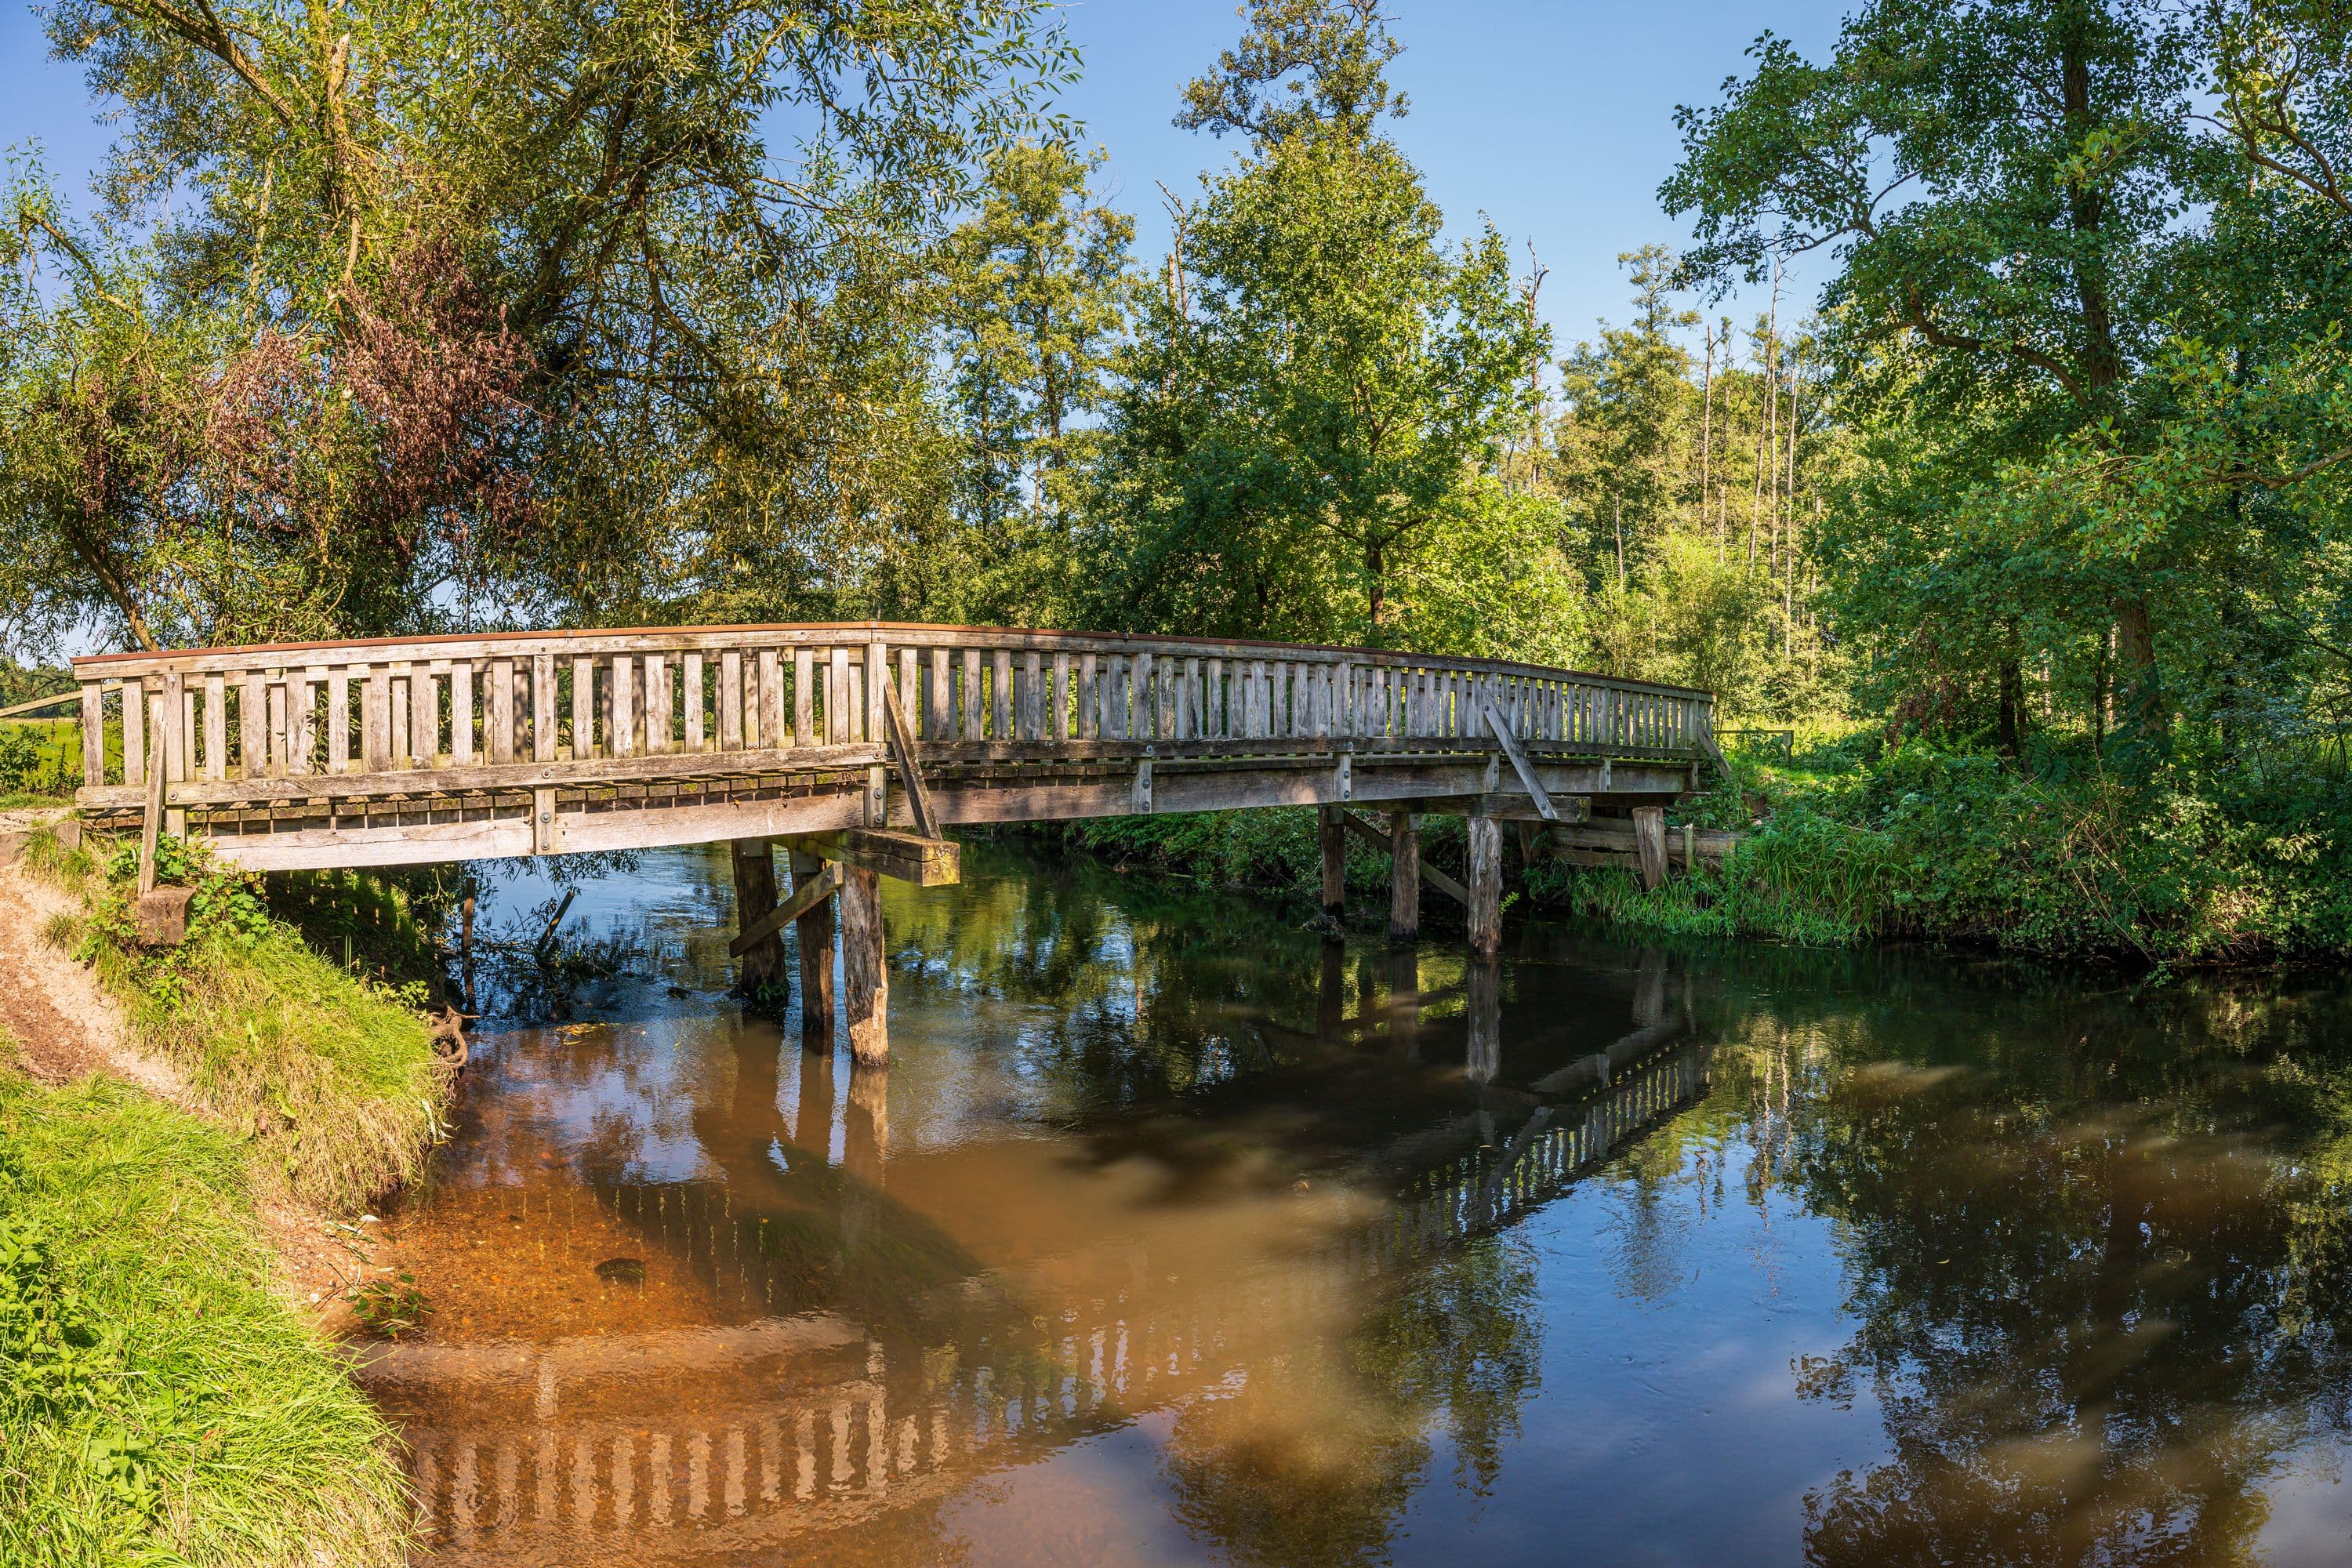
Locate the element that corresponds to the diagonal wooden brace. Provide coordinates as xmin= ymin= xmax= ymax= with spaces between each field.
xmin=880 ymin=678 xmax=940 ymax=840
xmin=1339 ymin=808 xmax=1468 ymax=906
xmin=1480 ymin=696 xmax=1558 ymax=822
xmin=730 ymin=860 xmax=841 ymax=958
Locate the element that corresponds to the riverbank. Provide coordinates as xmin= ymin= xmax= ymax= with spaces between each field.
xmin=1044 ymin=733 xmax=2352 ymax=967
xmin=0 ymin=811 xmax=449 ymax=1563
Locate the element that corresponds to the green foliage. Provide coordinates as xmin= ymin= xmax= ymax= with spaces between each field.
xmin=1092 ymin=22 xmax=1551 ymax=648
xmin=0 ymin=1068 xmax=408 ymax=1566
xmin=41 ymin=836 xmax=448 ymax=1211
xmin=344 ymin=1272 xmax=434 ymax=1341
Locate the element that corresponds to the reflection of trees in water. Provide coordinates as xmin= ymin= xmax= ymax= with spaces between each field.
xmin=1160 ymin=1234 xmax=1545 ymax=1565
xmin=1714 ymin=980 xmax=2352 ymax=1568
xmin=883 ymin=843 xmax=1347 ymax=1105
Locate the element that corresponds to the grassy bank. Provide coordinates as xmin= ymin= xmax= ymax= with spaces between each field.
xmin=0 ymin=1058 xmax=408 ymax=1566
xmin=1041 ymin=727 xmax=2352 ymax=966
xmin=1526 ymin=730 xmax=2352 ymax=964
xmin=27 ymin=826 xmax=451 ymax=1211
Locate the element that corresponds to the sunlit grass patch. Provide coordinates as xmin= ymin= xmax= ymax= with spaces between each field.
xmin=0 ymin=1063 xmax=409 ymax=1567
xmin=37 ymin=828 xmax=449 ymax=1212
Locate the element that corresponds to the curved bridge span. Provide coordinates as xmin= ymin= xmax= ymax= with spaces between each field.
xmin=69 ymin=622 xmax=1715 ymax=872
xmin=70 ymin=622 xmax=1716 ymax=1054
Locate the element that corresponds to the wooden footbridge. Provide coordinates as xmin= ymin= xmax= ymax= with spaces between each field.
xmin=68 ymin=623 xmax=1717 ymax=1060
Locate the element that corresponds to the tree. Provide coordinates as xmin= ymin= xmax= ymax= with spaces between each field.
xmin=1092 ymin=0 xmax=1548 ymax=646
xmin=2 ymin=0 xmax=1077 ymax=649
xmin=899 ymin=142 xmax=1137 ymax=625
xmin=1662 ymin=1 xmax=2209 ymax=757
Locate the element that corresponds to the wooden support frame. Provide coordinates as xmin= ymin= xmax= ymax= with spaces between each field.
xmin=729 ymin=860 xmax=842 ymax=958
xmin=796 ymin=828 xmax=960 ymax=886
xmin=1339 ymin=808 xmax=1467 ymax=907
xmin=879 ymin=678 xmax=940 ymax=840
xmin=1480 ymin=695 xmax=1559 ymax=821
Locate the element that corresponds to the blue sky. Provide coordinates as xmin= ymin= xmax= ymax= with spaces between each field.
xmin=1 ymin=0 xmax=1846 ymax=349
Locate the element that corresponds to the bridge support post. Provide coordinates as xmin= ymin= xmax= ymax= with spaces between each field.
xmin=728 ymin=839 xmax=788 ymax=1002
xmin=1317 ymin=806 xmax=1347 ymax=923
xmin=1466 ymin=814 xmax=1503 ymax=958
xmin=840 ymin=866 xmax=887 ymax=1066
xmin=1466 ymin=956 xmax=1501 ymax=1083
xmin=789 ymin=848 xmax=836 ymax=1051
xmin=1387 ymin=811 xmax=1420 ymax=942
xmin=1631 ymin=805 xmax=1668 ymax=892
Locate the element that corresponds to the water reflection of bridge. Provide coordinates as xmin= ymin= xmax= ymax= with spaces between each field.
xmin=371 ymin=1027 xmax=1713 ymax=1561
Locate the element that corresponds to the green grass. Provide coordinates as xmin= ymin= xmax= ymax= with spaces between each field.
xmin=0 ymin=1062 xmax=410 ymax=1567
xmin=29 ymin=826 xmax=451 ymax=1213
xmin=0 ymin=718 xmax=84 ymax=807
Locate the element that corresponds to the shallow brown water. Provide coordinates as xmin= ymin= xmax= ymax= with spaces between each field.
xmin=358 ymin=840 xmax=2352 ymax=1567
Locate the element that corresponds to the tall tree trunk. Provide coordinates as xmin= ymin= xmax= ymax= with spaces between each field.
xmin=2111 ymin=595 xmax=2165 ymax=757
xmin=1998 ymin=646 xmax=2024 ymax=760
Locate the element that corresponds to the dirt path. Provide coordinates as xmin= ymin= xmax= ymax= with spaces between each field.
xmin=0 ymin=808 xmax=185 ymax=1098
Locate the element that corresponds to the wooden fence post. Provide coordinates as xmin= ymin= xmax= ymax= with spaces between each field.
xmin=1631 ymin=805 xmax=1668 ymax=892
xmin=1318 ymin=805 xmax=1347 ymax=922
xmin=729 ymin=840 xmax=787 ymax=1001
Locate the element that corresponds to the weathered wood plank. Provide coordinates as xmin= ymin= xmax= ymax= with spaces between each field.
xmin=879 ymin=679 xmax=939 ymax=841
xmin=795 ymin=828 xmax=959 ymax=887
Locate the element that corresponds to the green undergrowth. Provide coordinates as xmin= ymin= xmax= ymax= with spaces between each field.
xmin=0 ymin=718 xmax=81 ymax=808
xmin=1533 ymin=736 xmax=2352 ymax=964
xmin=0 ymin=1058 xmax=408 ymax=1567
xmin=1035 ymin=723 xmax=2352 ymax=966
xmin=27 ymin=825 xmax=449 ymax=1211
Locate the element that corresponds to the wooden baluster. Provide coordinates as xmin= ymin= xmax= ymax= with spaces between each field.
xmin=1203 ymin=657 xmax=1224 ymax=738
xmin=719 ymin=652 xmax=742 ymax=752
xmin=199 ymin=674 xmax=223 ymax=782
xmin=1105 ymin=655 xmax=1127 ymax=739
xmin=270 ymin=670 xmax=293 ymax=775
xmin=1181 ymin=657 xmax=1201 ymax=740
xmin=684 ymin=652 xmax=706 ymax=752
xmin=926 ymin=648 xmax=949 ymax=741
xmin=993 ymin=648 xmax=1013 ymax=739
xmin=655 ymin=654 xmax=677 ymax=755
xmin=1078 ymin=654 xmax=1098 ymax=739
xmin=1051 ymin=652 xmax=1072 ymax=742
xmin=80 ymin=683 xmax=103 ymax=789
xmin=530 ymin=655 xmax=554 ymax=761
xmin=238 ymin=672 xmax=264 ymax=779
xmin=571 ymin=655 xmax=595 ymax=760
xmin=611 ymin=655 xmax=636 ymax=757
xmin=959 ymin=648 xmax=982 ymax=742
xmin=405 ymin=664 xmax=431 ymax=766
xmin=1022 ymin=651 xmax=1044 ymax=741
xmin=488 ymin=659 xmax=514 ymax=764
xmin=122 ymin=681 xmax=145 ymax=787
xmin=757 ymin=651 xmax=781 ymax=750
xmin=898 ymin=648 xmax=919 ymax=737
xmin=829 ymin=646 xmax=852 ymax=743
xmin=865 ymin=639 xmax=887 ymax=746
xmin=792 ymin=648 xmax=813 ymax=747
xmin=449 ymin=660 xmax=474 ymax=764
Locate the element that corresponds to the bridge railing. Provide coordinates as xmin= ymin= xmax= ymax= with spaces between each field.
xmin=69 ymin=624 xmax=1714 ymax=803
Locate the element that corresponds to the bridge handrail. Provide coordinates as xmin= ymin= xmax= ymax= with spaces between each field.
xmin=67 ymin=622 xmax=1715 ymax=797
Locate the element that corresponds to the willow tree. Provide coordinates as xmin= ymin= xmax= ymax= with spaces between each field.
xmin=2 ymin=0 xmax=1075 ymax=651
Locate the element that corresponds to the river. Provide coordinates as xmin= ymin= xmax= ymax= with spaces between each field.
xmin=354 ymin=839 xmax=2352 ymax=1567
